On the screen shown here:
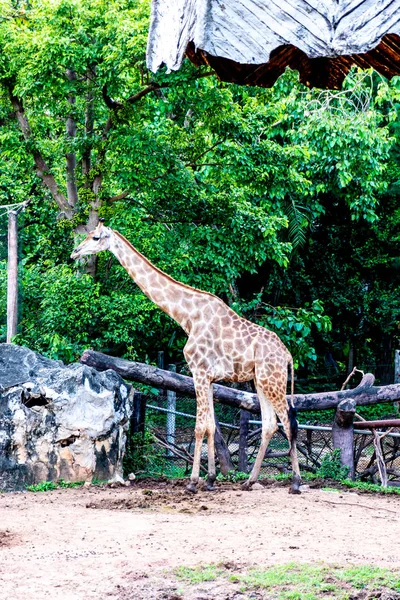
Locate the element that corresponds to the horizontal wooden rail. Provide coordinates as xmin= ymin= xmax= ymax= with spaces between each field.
xmin=353 ymin=419 xmax=400 ymax=429
xmin=80 ymin=350 xmax=400 ymax=413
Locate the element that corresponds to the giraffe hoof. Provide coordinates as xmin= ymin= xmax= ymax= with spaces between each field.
xmin=241 ymin=481 xmax=252 ymax=491
xmin=289 ymin=476 xmax=302 ymax=495
xmin=186 ymin=482 xmax=198 ymax=494
xmin=206 ymin=484 xmax=216 ymax=492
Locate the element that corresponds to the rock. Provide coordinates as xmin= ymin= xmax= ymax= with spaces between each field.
xmin=0 ymin=344 xmax=133 ymax=492
xmin=251 ymin=482 xmax=264 ymax=490
xmin=107 ymin=473 xmax=126 ymax=486
xmin=299 ymin=484 xmax=311 ymax=492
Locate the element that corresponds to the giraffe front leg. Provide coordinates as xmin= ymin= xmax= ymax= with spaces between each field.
xmin=186 ymin=381 xmax=210 ymax=494
xmin=206 ymin=383 xmax=216 ymax=491
xmin=186 ymin=422 xmax=206 ymax=494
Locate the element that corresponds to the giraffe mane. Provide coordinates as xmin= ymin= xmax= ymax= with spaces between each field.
xmin=112 ymin=230 xmax=222 ymax=301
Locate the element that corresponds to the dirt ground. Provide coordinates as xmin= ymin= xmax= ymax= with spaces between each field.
xmin=0 ymin=479 xmax=399 ymax=600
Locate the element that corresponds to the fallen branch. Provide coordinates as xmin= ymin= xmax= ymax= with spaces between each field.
xmin=317 ymin=499 xmax=398 ymax=515
xmin=80 ymin=350 xmax=400 ymax=413
xmin=355 ymin=413 xmax=389 ymax=487
xmin=152 ymin=432 xmax=207 ymax=475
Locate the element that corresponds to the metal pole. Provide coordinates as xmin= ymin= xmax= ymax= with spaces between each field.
xmin=166 ymin=364 xmax=176 ymax=454
xmin=7 ymin=211 xmax=18 ymax=343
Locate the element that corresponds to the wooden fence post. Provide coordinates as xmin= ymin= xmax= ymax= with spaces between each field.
xmin=395 ymin=350 xmax=400 ymax=383
xmin=7 ymin=210 xmax=18 ymax=343
xmin=131 ymin=391 xmax=146 ymax=435
xmin=214 ymin=417 xmax=234 ymax=475
xmin=394 ymin=350 xmax=400 ymax=413
xmin=238 ymin=409 xmax=251 ymax=473
xmin=332 ymin=398 xmax=356 ymax=479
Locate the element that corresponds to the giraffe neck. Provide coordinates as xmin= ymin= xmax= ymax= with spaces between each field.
xmin=109 ymin=230 xmax=201 ymax=333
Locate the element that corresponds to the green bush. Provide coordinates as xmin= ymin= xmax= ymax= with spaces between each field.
xmin=316 ymin=449 xmax=350 ymax=481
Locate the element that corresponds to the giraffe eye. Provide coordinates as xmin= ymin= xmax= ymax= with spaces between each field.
xmin=93 ymin=236 xmax=100 ymax=241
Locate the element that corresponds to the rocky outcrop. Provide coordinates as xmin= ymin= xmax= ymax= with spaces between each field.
xmin=0 ymin=344 xmax=133 ymax=491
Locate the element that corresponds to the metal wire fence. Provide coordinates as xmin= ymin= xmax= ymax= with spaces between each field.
xmin=129 ymin=394 xmax=400 ymax=484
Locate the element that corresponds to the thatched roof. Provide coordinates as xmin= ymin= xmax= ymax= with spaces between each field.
xmin=146 ymin=1 xmax=400 ymax=88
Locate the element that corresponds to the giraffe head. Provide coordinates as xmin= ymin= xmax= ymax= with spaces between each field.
xmin=71 ymin=220 xmax=112 ymax=259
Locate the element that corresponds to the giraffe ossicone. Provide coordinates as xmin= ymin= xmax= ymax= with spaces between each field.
xmin=71 ymin=221 xmax=302 ymax=494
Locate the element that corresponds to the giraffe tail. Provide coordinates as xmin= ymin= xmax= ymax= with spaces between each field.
xmin=288 ymin=355 xmax=298 ymax=444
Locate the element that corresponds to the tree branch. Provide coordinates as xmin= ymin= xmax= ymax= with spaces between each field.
xmin=102 ymin=81 xmax=170 ymax=112
xmin=65 ymin=69 xmax=79 ymax=208
xmin=6 ymin=82 xmax=73 ymax=218
xmin=83 ymin=68 xmax=95 ymax=177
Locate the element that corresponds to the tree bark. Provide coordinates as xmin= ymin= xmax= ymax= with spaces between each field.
xmin=80 ymin=350 xmax=399 ymax=412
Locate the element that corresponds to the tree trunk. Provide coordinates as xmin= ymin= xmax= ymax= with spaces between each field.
xmin=65 ymin=69 xmax=79 ymax=209
xmin=82 ymin=68 xmax=95 ymax=177
xmin=80 ymin=350 xmax=400 ymax=412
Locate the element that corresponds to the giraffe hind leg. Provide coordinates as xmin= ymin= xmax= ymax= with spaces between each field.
xmin=205 ymin=384 xmax=217 ymax=491
xmin=276 ymin=404 xmax=302 ymax=494
xmin=242 ymin=385 xmax=278 ymax=490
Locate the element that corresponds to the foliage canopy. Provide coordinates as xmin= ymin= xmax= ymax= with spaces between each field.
xmin=0 ymin=0 xmax=399 ymax=384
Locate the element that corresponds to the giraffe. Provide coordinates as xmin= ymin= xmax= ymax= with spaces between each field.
xmin=71 ymin=221 xmax=302 ymax=494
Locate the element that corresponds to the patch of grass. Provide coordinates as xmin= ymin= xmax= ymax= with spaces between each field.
xmin=340 ymin=479 xmax=400 ymax=495
xmin=57 ymin=479 xmax=85 ymax=489
xmin=27 ymin=481 xmax=59 ymax=492
xmin=91 ymin=477 xmax=108 ymax=486
xmin=174 ymin=562 xmax=400 ymax=599
xmin=27 ymin=479 xmax=84 ymax=492
xmin=266 ymin=472 xmax=318 ymax=482
xmin=216 ymin=470 xmax=249 ymax=483
xmin=265 ymin=473 xmax=400 ymax=496
xmin=175 ymin=564 xmax=223 ymax=584
xmin=337 ymin=565 xmax=400 ymax=592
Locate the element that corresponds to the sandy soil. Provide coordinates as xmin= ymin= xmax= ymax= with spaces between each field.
xmin=0 ymin=479 xmax=399 ymax=600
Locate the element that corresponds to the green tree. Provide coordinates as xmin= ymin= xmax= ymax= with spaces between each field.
xmin=0 ymin=0 xmax=397 ymax=373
